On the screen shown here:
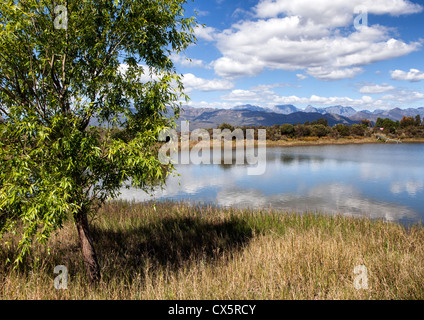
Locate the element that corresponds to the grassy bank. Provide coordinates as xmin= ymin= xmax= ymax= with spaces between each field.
xmin=176 ymin=136 xmax=424 ymax=150
xmin=1 ymin=201 xmax=424 ymax=300
xmin=266 ymin=136 xmax=424 ymax=147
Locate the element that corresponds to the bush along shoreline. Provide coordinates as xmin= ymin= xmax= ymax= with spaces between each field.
xmin=156 ymin=117 xmax=424 ymax=151
xmin=215 ymin=115 xmax=424 ymax=142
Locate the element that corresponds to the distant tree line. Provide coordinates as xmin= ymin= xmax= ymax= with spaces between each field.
xmin=216 ymin=115 xmax=424 ymax=141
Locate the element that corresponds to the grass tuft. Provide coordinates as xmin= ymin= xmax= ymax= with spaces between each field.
xmin=1 ymin=200 xmax=423 ymax=300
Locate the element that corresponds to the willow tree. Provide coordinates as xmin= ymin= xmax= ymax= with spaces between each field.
xmin=0 ymin=0 xmax=196 ymax=284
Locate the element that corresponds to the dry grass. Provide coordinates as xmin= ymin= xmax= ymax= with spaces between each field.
xmin=1 ymin=201 xmax=424 ymax=300
xmin=177 ymin=137 xmax=424 ymax=150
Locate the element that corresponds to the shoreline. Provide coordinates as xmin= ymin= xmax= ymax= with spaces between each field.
xmin=175 ymin=137 xmax=424 ymax=150
xmin=264 ymin=137 xmax=424 ymax=148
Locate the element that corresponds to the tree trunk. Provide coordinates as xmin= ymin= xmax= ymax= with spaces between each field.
xmin=75 ymin=207 xmax=101 ymax=285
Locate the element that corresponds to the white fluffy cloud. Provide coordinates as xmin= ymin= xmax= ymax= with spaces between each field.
xmin=184 ymin=100 xmax=245 ymax=110
xmin=306 ymin=67 xmax=364 ymax=81
xmin=268 ymin=89 xmax=424 ymax=109
xmin=214 ymin=82 xmax=424 ymax=110
xmin=220 ymin=85 xmax=376 ymax=108
xmin=182 ymin=73 xmax=234 ymax=92
xmin=380 ymin=89 xmax=424 ymax=103
xmin=359 ymin=84 xmax=395 ymax=94
xmin=119 ymin=64 xmax=233 ymax=93
xmin=194 ymin=25 xmax=218 ymax=42
xmin=213 ymin=56 xmax=265 ymax=79
xmin=212 ymin=0 xmax=422 ymax=80
xmin=254 ymin=0 xmax=422 ymax=23
xmin=222 ymin=89 xmax=261 ymax=101
xmin=390 ymin=69 xmax=424 ymax=82
xmin=272 ymin=94 xmax=374 ymax=108
xmin=190 ymin=86 xmax=424 ymax=110
xmin=171 ymin=54 xmax=207 ymax=68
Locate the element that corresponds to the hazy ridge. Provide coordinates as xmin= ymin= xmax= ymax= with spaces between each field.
xmin=179 ymin=104 xmax=424 ymax=129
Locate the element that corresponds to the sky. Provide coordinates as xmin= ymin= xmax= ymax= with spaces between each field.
xmin=172 ymin=0 xmax=424 ymax=111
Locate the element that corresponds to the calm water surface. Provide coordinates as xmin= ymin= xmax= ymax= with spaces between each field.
xmin=119 ymin=144 xmax=424 ymax=225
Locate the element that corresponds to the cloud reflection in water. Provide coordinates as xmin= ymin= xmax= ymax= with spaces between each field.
xmin=216 ymin=183 xmax=417 ymax=222
xmin=118 ymin=144 xmax=424 ymax=224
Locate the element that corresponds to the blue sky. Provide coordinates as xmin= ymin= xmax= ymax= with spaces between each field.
xmin=172 ymin=0 xmax=424 ymax=111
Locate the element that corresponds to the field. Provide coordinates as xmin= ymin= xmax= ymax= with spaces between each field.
xmin=1 ymin=201 xmax=424 ymax=300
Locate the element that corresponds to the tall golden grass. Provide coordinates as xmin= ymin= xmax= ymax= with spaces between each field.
xmin=1 ymin=201 xmax=423 ymax=300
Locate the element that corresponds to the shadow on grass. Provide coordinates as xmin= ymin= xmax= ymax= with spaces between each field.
xmin=0 ymin=215 xmax=254 ymax=286
xmin=91 ymin=216 xmax=254 ymax=276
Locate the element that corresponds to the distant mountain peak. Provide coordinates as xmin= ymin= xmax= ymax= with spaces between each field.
xmin=324 ymin=106 xmax=357 ymax=117
xmin=179 ymin=104 xmax=424 ymax=128
xmin=271 ymin=104 xmax=299 ymax=115
xmin=231 ymin=104 xmax=266 ymax=112
xmin=304 ymin=105 xmax=322 ymax=113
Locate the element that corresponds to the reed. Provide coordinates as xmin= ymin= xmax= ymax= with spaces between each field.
xmin=1 ymin=201 xmax=423 ymax=300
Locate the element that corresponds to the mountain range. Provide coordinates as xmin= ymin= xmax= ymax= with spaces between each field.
xmin=88 ymin=104 xmax=424 ymax=130
xmin=178 ymin=104 xmax=424 ymax=129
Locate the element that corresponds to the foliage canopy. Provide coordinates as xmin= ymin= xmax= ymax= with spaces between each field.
xmin=0 ymin=0 xmax=197 ymax=270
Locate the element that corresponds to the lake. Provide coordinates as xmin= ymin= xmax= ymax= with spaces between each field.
xmin=119 ymin=143 xmax=424 ymax=225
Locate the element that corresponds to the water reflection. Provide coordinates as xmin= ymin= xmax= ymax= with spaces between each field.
xmin=278 ymin=154 xmax=326 ymax=164
xmin=390 ymin=181 xmax=424 ymax=196
xmin=216 ymin=183 xmax=416 ymax=222
xmin=119 ymin=144 xmax=424 ymax=225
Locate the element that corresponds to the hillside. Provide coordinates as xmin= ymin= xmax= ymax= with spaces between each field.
xmin=179 ymin=108 xmax=355 ymax=129
xmin=177 ymin=105 xmax=424 ymax=129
